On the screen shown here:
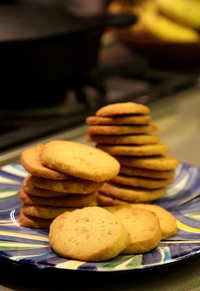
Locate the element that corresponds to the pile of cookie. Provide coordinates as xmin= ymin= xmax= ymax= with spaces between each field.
xmin=19 ymin=141 xmax=120 ymax=228
xmin=49 ymin=203 xmax=177 ymax=262
xmin=86 ymin=102 xmax=179 ymax=205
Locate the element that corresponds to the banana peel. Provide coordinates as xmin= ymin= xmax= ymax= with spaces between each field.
xmin=156 ymin=0 xmax=200 ymax=29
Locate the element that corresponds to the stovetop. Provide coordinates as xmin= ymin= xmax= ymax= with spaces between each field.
xmin=0 ymin=48 xmax=199 ymax=156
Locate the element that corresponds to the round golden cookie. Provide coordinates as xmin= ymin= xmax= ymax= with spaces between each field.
xmin=88 ymin=124 xmax=160 ymax=136
xmin=120 ymin=166 xmax=175 ymax=179
xmin=98 ymin=182 xmax=166 ymax=202
xmin=40 ymin=140 xmax=120 ymax=182
xmin=86 ymin=115 xmax=152 ymax=125
xmin=23 ymin=175 xmax=71 ymax=197
xmin=19 ymin=188 xmax=96 ymax=207
xmin=30 ymin=175 xmax=103 ymax=194
xmin=19 ymin=208 xmax=53 ymax=229
xmin=21 ymin=204 xmax=76 ymax=219
xmin=96 ymin=192 xmax=128 ymax=206
xmin=105 ymin=205 xmax=162 ymax=254
xmin=111 ymin=175 xmax=174 ymax=189
xmin=95 ymin=102 xmax=150 ymax=116
xmin=49 ymin=206 xmax=130 ymax=261
xmin=86 ymin=134 xmax=160 ymax=145
xmin=115 ymin=155 xmax=179 ymax=171
xmin=129 ymin=204 xmax=177 ymax=239
xmin=20 ymin=145 xmax=72 ymax=180
xmin=96 ymin=144 xmax=169 ymax=156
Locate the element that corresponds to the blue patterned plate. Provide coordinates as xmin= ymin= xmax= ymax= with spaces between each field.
xmin=0 ymin=162 xmax=200 ymax=272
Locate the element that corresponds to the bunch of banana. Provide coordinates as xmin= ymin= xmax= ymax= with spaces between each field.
xmin=157 ymin=0 xmax=200 ymax=29
xmin=107 ymin=0 xmax=200 ymax=42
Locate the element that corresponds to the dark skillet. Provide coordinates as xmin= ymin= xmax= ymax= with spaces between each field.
xmin=0 ymin=0 xmax=137 ymax=107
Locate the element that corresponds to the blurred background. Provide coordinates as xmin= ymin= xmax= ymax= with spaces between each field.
xmin=0 ymin=0 xmax=200 ymax=167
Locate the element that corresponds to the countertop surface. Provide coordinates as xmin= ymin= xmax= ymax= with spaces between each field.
xmin=1 ymin=66 xmax=200 ymax=290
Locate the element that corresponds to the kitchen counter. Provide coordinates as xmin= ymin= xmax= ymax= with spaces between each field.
xmin=0 ymin=79 xmax=200 ymax=291
xmin=149 ymin=82 xmax=200 ymax=168
xmin=1 ymin=79 xmax=200 ymax=167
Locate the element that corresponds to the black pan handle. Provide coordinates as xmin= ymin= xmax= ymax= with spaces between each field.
xmin=83 ymin=13 xmax=138 ymax=29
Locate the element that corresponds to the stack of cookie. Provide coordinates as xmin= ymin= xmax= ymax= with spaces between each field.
xmin=19 ymin=141 xmax=120 ymax=228
xmin=86 ymin=102 xmax=179 ymax=205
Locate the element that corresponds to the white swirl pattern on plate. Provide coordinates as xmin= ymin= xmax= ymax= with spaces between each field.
xmin=0 ymin=162 xmax=200 ymax=272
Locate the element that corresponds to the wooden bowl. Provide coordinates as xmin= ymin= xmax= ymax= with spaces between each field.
xmin=118 ymin=29 xmax=200 ymax=70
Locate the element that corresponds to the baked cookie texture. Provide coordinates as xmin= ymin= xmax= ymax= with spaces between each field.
xmin=86 ymin=115 xmax=152 ymax=125
xmin=40 ymin=140 xmax=120 ymax=182
xmin=19 ymin=188 xmax=96 ymax=208
xmin=104 ymin=206 xmax=162 ymax=254
xmin=128 ymin=203 xmax=177 ymax=239
xmin=48 ymin=204 xmax=176 ymax=261
xmin=18 ymin=140 xmax=120 ymax=228
xmin=23 ymin=175 xmax=74 ymax=197
xmin=87 ymin=124 xmax=160 ymax=135
xmin=95 ymin=102 xmax=150 ymax=116
xmin=19 ymin=209 xmax=53 ymax=229
xmin=21 ymin=205 xmax=76 ymax=219
xmin=119 ymin=166 xmax=175 ymax=179
xmin=87 ymin=134 xmax=160 ymax=145
xmin=86 ymin=101 xmax=179 ymax=205
xmin=49 ymin=206 xmax=130 ymax=261
xmin=20 ymin=145 xmax=72 ymax=180
xmin=96 ymin=144 xmax=170 ymax=156
xmin=96 ymin=182 xmax=166 ymax=203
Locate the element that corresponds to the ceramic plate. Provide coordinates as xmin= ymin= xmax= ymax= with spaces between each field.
xmin=0 ymin=162 xmax=200 ymax=272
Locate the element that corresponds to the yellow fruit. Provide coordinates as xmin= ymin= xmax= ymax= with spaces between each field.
xmin=142 ymin=11 xmax=199 ymax=42
xmin=107 ymin=0 xmax=200 ymax=42
xmin=156 ymin=0 xmax=200 ymax=29
xmin=141 ymin=0 xmax=158 ymax=12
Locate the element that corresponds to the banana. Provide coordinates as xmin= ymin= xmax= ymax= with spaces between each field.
xmin=107 ymin=0 xmax=200 ymax=42
xmin=156 ymin=0 xmax=200 ymax=29
xmin=141 ymin=0 xmax=158 ymax=12
xmin=142 ymin=11 xmax=200 ymax=42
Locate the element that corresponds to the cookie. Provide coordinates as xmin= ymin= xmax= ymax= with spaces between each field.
xmin=21 ymin=204 xmax=76 ymax=219
xmin=98 ymin=182 xmax=166 ymax=202
xmin=115 ymin=155 xmax=179 ymax=171
xmin=19 ymin=208 xmax=53 ymax=229
xmin=120 ymin=166 xmax=175 ymax=179
xmin=129 ymin=203 xmax=177 ymax=239
xmin=95 ymin=102 xmax=150 ymax=116
xmin=23 ymin=175 xmax=71 ymax=197
xmin=30 ymin=175 xmax=103 ymax=194
xmin=86 ymin=134 xmax=160 ymax=145
xmin=20 ymin=145 xmax=72 ymax=180
xmin=86 ymin=115 xmax=152 ymax=125
xmin=105 ymin=206 xmax=162 ymax=254
xmin=88 ymin=124 xmax=160 ymax=136
xmin=96 ymin=192 xmax=128 ymax=206
xmin=49 ymin=206 xmax=130 ymax=261
xmin=19 ymin=188 xmax=96 ymax=207
xmin=96 ymin=144 xmax=169 ymax=156
xmin=40 ymin=140 xmax=120 ymax=182
xmin=111 ymin=175 xmax=174 ymax=189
